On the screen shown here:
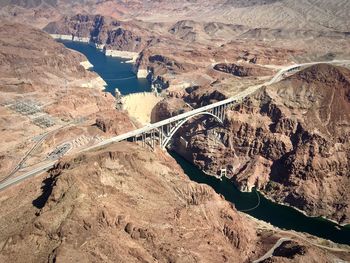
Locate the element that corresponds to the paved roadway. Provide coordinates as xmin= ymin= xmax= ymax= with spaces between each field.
xmin=0 ymin=132 xmax=50 ymax=183
xmin=252 ymin=238 xmax=291 ymax=263
xmin=0 ymin=161 xmax=56 ymax=190
xmin=0 ymin=119 xmax=82 ymax=184
xmin=0 ymin=59 xmax=349 ymax=191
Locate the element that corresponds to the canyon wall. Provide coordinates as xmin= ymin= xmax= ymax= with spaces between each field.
xmin=0 ymin=142 xmax=347 ymax=262
xmin=157 ymin=64 xmax=350 ymax=225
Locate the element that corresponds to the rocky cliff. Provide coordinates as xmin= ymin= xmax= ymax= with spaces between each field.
xmin=160 ymin=64 xmax=350 ymax=224
xmin=0 ymin=20 xmax=99 ymax=88
xmin=0 ymin=22 xmax=131 ymax=179
xmin=44 ymin=14 xmax=148 ymax=53
xmin=214 ymin=63 xmax=274 ymax=77
xmin=0 ymin=142 xmax=347 ymax=262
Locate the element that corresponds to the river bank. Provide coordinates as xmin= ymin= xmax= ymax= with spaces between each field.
xmin=258 ymin=190 xmax=350 ymax=228
xmin=170 ymin=152 xmax=350 ymax=245
xmin=51 ymin=34 xmax=139 ymax=60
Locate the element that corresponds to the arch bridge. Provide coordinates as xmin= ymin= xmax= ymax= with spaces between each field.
xmin=86 ymin=60 xmax=350 ymax=152
xmin=91 ymin=96 xmax=241 ymax=151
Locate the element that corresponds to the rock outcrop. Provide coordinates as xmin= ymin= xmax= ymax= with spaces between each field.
xmin=167 ymin=64 xmax=350 ymax=224
xmin=44 ymin=14 xmax=147 ymax=53
xmin=95 ymin=110 xmax=134 ymax=135
xmin=151 ymin=97 xmax=192 ymax=123
xmin=0 ymin=142 xmax=347 ymax=262
xmin=0 ymin=22 xmax=125 ymax=179
xmin=0 ymin=21 xmax=98 ymax=88
xmin=214 ymin=63 xmax=274 ymax=77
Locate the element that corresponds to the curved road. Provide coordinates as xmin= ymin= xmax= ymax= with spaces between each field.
xmin=252 ymin=238 xmax=291 ymax=263
xmin=0 ymin=120 xmax=79 ymax=184
xmin=0 ymin=60 xmax=349 ymax=191
xmin=0 ymin=161 xmax=56 ymax=190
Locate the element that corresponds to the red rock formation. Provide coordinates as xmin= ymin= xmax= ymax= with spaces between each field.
xmin=214 ymin=63 xmax=274 ymax=77
xmin=169 ymin=64 xmax=350 ymax=224
xmin=96 ymin=110 xmax=134 ymax=135
xmin=0 ymin=142 xmax=347 ymax=262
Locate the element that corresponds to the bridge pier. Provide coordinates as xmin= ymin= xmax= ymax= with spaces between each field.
xmin=151 ymin=129 xmax=155 ymax=149
xmin=166 ymin=124 xmax=170 ymax=136
xmin=158 ymin=127 xmax=163 ymax=146
xmin=142 ymin=133 xmax=145 ymax=147
xmin=219 ymin=105 xmax=224 ymax=120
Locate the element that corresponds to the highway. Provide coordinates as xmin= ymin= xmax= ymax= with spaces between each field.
xmin=0 ymin=132 xmax=50 ymax=183
xmin=0 ymin=161 xmax=56 ymax=191
xmin=0 ymin=59 xmax=349 ymax=191
xmin=0 ymin=119 xmax=82 ymax=184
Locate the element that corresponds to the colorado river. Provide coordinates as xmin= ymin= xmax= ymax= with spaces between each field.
xmin=60 ymin=40 xmax=151 ymax=95
xmin=170 ymin=153 xmax=350 ymax=245
xmin=61 ymin=40 xmax=350 ymax=246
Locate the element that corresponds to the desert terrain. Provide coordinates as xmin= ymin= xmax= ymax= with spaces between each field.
xmin=0 ymin=22 xmax=135 ymax=181
xmin=1 ymin=142 xmax=349 ymax=262
xmin=0 ymin=0 xmax=349 ymax=262
xmin=164 ymin=63 xmax=350 ymax=225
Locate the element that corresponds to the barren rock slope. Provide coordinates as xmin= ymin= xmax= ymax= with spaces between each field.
xmin=0 ymin=22 xmax=133 ymax=179
xmin=0 ymin=142 xmax=347 ymax=262
xmin=169 ymin=64 xmax=350 ymax=224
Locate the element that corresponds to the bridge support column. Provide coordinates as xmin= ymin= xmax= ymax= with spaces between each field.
xmin=166 ymin=124 xmax=170 ymax=136
xmin=219 ymin=105 xmax=224 ymax=120
xmin=159 ymin=127 xmax=163 ymax=147
xmin=142 ymin=133 xmax=145 ymax=147
xmin=223 ymin=105 xmax=226 ymax=119
xmin=151 ymin=129 xmax=155 ymax=150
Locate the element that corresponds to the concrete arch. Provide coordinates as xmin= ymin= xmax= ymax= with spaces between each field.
xmin=161 ymin=111 xmax=223 ymax=149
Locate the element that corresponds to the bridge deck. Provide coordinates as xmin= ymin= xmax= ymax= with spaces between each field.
xmin=88 ymin=96 xmax=241 ymax=150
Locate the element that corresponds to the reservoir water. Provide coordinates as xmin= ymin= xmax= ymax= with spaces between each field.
xmin=62 ymin=40 xmax=350 ymax=246
xmin=60 ymin=40 xmax=151 ymax=95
